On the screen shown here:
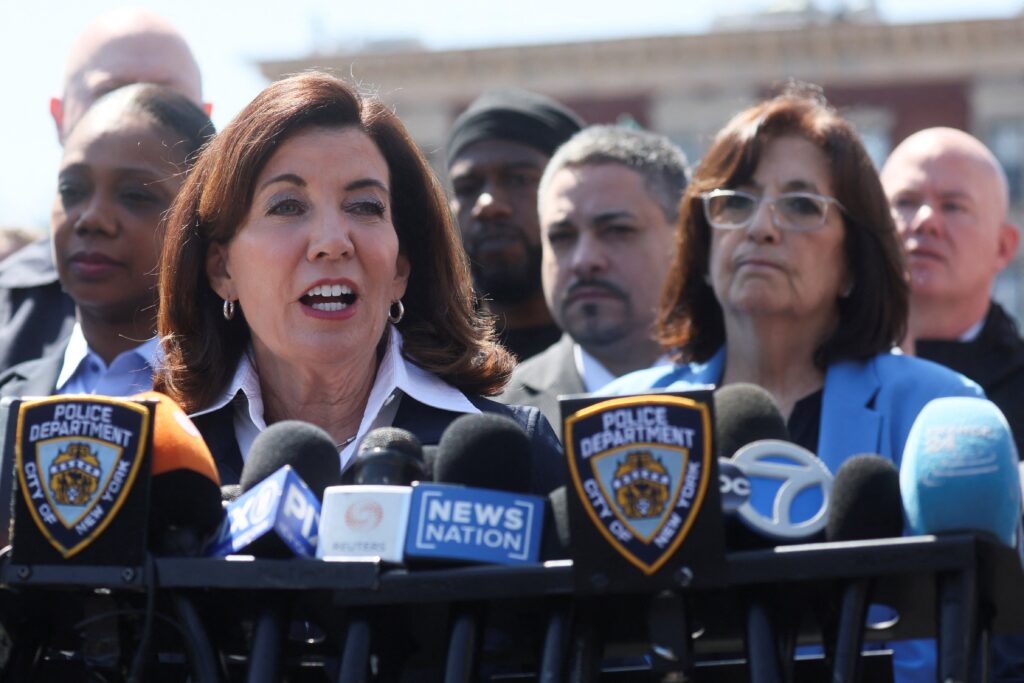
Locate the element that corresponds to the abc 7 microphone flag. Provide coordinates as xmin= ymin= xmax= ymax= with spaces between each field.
xmin=560 ymin=390 xmax=727 ymax=590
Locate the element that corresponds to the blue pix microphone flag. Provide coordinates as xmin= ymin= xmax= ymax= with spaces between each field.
xmin=404 ymin=483 xmax=545 ymax=565
xmin=901 ymin=396 xmax=1023 ymax=549
xmin=207 ymin=465 xmax=320 ymax=558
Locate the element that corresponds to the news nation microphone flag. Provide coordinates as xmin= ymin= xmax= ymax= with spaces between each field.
xmin=8 ymin=396 xmax=153 ymax=563
xmin=404 ymin=483 xmax=545 ymax=565
xmin=560 ymin=390 xmax=726 ymax=590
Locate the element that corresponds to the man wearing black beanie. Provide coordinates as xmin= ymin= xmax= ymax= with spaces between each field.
xmin=447 ymin=89 xmax=583 ymax=362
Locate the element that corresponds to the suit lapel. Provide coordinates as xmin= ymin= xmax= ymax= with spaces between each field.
xmin=819 ymin=357 xmax=883 ymax=473
xmin=533 ymin=335 xmax=585 ymax=395
xmin=2 ymin=354 xmax=64 ymax=398
xmin=192 ymin=405 xmax=244 ymax=486
xmin=22 ymin=355 xmax=63 ymax=396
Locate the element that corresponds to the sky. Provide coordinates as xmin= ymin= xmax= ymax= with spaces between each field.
xmin=1 ymin=0 xmax=1022 ymax=229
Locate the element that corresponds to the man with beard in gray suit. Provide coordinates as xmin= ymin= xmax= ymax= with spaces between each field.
xmin=500 ymin=125 xmax=688 ymax=438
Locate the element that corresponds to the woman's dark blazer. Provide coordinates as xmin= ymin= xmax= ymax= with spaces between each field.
xmin=192 ymin=395 xmax=567 ymax=495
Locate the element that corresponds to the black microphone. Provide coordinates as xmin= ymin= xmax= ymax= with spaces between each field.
xmin=239 ymin=420 xmax=342 ymax=501
xmin=326 ymin=427 xmax=426 ymax=683
xmin=431 ymin=414 xmax=533 ymax=683
xmin=233 ymin=421 xmax=341 ymax=683
xmin=433 ymin=413 xmax=532 ymax=493
xmin=713 ymin=384 xmax=801 ymax=683
xmin=343 ymin=426 xmax=426 ymax=485
xmin=824 ymin=454 xmax=903 ymax=683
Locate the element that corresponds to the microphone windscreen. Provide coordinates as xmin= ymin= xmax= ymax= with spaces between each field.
xmin=345 ymin=426 xmax=425 ymax=486
xmin=135 ymin=391 xmax=223 ymax=541
xmin=221 ymin=484 xmax=243 ymax=503
xmin=826 ymin=454 xmax=903 ymax=542
xmin=713 ymin=383 xmax=789 ymax=459
xmin=434 ymin=413 xmax=531 ymax=493
xmin=240 ymin=420 xmax=342 ymax=500
xmin=358 ymin=427 xmax=422 ymax=458
xmin=901 ymin=397 xmax=1022 ymax=547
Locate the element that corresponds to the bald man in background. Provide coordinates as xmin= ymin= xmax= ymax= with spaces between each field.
xmin=881 ymin=128 xmax=1024 ymax=457
xmin=0 ymin=9 xmax=206 ymax=372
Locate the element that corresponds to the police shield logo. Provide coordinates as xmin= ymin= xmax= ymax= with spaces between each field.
xmin=15 ymin=397 xmax=150 ymax=558
xmin=565 ymin=395 xmax=713 ymax=575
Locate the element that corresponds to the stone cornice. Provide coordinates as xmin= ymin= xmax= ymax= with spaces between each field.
xmin=259 ymin=17 xmax=1024 ymax=99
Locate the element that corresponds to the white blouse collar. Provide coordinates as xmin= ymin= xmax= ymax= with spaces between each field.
xmin=192 ymin=327 xmax=480 ymax=467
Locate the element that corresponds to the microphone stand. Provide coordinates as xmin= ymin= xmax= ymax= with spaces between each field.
xmin=246 ymin=600 xmax=286 ymax=683
xmin=538 ymin=599 xmax=571 ymax=682
xmin=338 ymin=609 xmax=371 ymax=683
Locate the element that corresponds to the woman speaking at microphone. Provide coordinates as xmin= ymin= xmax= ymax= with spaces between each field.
xmin=603 ymin=87 xmax=982 ymax=683
xmin=155 ymin=73 xmax=563 ymax=493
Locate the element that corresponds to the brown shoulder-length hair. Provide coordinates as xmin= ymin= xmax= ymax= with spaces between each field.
xmin=658 ymin=88 xmax=908 ymax=368
xmin=156 ymin=72 xmax=513 ymax=413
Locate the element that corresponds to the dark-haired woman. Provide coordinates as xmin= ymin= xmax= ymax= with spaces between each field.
xmin=155 ymin=72 xmax=563 ymax=493
xmin=605 ymin=91 xmax=981 ymax=683
xmin=0 ymin=84 xmax=213 ymax=398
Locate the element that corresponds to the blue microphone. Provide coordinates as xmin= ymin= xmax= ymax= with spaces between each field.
xmin=208 ymin=466 xmax=320 ymax=558
xmin=900 ymin=396 xmax=1023 ymax=683
xmin=404 ymin=483 xmax=545 ymax=565
xmin=404 ymin=414 xmax=545 ymax=565
xmin=207 ymin=421 xmax=340 ymax=558
xmin=901 ymin=396 xmax=1022 ymax=548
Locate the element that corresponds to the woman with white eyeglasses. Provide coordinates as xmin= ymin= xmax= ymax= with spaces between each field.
xmin=604 ymin=89 xmax=981 ymax=683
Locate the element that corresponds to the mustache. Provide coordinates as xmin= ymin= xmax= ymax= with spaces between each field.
xmin=565 ymin=277 xmax=630 ymax=302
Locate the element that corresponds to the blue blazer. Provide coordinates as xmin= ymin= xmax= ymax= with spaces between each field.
xmin=603 ymin=348 xmax=983 ymax=471
xmin=605 ymin=349 xmax=984 ymax=683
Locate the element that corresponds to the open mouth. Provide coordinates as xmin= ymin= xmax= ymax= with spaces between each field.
xmin=300 ymin=283 xmax=358 ymax=312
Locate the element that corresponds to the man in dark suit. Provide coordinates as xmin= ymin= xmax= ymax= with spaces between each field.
xmin=0 ymin=9 xmax=207 ymax=372
xmin=499 ymin=125 xmax=689 ymax=437
xmin=881 ymin=128 xmax=1024 ymax=458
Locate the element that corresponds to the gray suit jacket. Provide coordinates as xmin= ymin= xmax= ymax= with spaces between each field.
xmin=497 ymin=334 xmax=584 ymax=440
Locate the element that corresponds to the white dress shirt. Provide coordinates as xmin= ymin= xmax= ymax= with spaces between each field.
xmin=56 ymin=323 xmax=159 ymax=396
xmin=573 ymin=343 xmax=672 ymax=393
xmin=192 ymin=327 xmax=481 ymax=471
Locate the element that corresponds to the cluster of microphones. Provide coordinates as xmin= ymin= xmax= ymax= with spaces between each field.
xmin=1 ymin=383 xmax=1022 ymax=681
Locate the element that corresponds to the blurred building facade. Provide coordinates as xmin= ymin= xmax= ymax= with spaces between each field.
xmin=260 ymin=11 xmax=1024 ymax=320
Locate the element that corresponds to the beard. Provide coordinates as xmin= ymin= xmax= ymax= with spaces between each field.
xmin=466 ymin=235 xmax=544 ymax=305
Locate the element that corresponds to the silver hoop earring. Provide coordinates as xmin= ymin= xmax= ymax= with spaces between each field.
xmin=388 ymin=299 xmax=405 ymax=325
xmin=223 ymin=299 xmax=236 ymax=321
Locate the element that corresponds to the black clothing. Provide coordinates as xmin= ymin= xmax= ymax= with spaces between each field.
xmin=194 ymin=393 xmax=567 ymax=495
xmin=0 ymin=237 xmax=75 ymax=372
xmin=500 ymin=322 xmax=562 ymax=364
xmin=787 ymin=388 xmax=823 ymax=455
xmin=915 ymin=302 xmax=1024 ymax=459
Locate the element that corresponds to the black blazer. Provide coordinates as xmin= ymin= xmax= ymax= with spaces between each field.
xmin=193 ymin=393 xmax=567 ymax=495
xmin=0 ymin=237 xmax=76 ymax=373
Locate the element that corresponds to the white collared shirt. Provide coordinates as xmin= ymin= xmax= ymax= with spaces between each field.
xmin=191 ymin=327 xmax=481 ymax=471
xmin=573 ymin=342 xmax=672 ymax=393
xmin=56 ymin=323 xmax=159 ymax=396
